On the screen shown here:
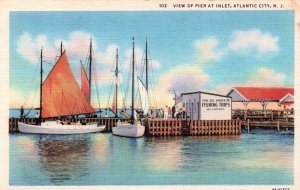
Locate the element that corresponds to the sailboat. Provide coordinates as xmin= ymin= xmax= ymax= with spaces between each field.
xmin=112 ymin=39 xmax=146 ymax=138
xmin=18 ymin=40 xmax=105 ymax=134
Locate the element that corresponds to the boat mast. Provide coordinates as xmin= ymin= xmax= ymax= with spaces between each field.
xmin=89 ymin=37 xmax=92 ymax=103
xmin=60 ymin=41 xmax=63 ymax=56
xmin=145 ymin=38 xmax=148 ymax=90
xmin=131 ymin=38 xmax=135 ymax=124
xmin=39 ymin=48 xmax=43 ymax=119
xmin=115 ymin=48 xmax=119 ymax=118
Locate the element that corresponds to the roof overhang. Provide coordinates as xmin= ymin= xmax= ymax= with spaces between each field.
xmin=227 ymin=88 xmax=248 ymax=101
xmin=279 ymin=93 xmax=294 ymax=103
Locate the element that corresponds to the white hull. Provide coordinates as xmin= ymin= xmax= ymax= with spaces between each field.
xmin=112 ymin=122 xmax=145 ymax=138
xmin=18 ymin=121 xmax=105 ymax=135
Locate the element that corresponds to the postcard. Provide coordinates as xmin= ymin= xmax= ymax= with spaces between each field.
xmin=0 ymin=0 xmax=299 ymax=189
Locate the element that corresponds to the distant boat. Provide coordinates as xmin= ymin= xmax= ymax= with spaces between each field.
xmin=112 ymin=39 xmax=146 ymax=138
xmin=19 ymin=40 xmax=105 ymax=134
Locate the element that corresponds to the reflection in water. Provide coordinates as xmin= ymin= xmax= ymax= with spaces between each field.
xmin=92 ymin=134 xmax=108 ymax=163
xmin=145 ymin=136 xmax=185 ymax=171
xmin=37 ymin=135 xmax=91 ymax=183
xmin=145 ymin=135 xmax=242 ymax=171
xmin=10 ymin=132 xmax=294 ymax=185
xmin=189 ymin=135 xmax=241 ymax=141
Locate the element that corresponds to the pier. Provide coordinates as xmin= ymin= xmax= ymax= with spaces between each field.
xmin=233 ymin=112 xmax=294 ymax=133
xmin=147 ymin=119 xmax=241 ymax=136
xmin=9 ymin=118 xmax=241 ymax=135
xmin=9 ymin=115 xmax=293 ymax=135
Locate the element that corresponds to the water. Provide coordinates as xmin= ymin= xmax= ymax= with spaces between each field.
xmin=9 ymin=129 xmax=293 ymax=185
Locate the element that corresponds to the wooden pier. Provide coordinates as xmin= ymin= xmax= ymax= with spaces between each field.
xmin=146 ymin=119 xmax=241 ymax=136
xmin=242 ymin=119 xmax=294 ymax=133
xmin=9 ymin=116 xmax=292 ymax=135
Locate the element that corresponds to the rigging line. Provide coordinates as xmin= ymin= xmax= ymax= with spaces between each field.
xmin=71 ymin=98 xmax=77 ymax=115
xmin=42 ymin=56 xmax=57 ymax=60
xmin=124 ymin=62 xmax=132 ymax=109
xmin=43 ymin=61 xmax=54 ymax=66
xmin=24 ymin=82 xmax=39 ymax=117
xmin=119 ymin=76 xmax=127 ymax=109
xmin=92 ymin=57 xmax=101 ymax=110
xmin=150 ymin=59 xmax=158 ymax=108
xmin=107 ymin=78 xmax=114 ymax=109
xmin=140 ymin=49 xmax=146 ymax=79
xmin=23 ymin=57 xmax=40 ymax=107
xmin=147 ymin=49 xmax=157 ymax=107
xmin=117 ymin=76 xmax=124 ymax=109
xmin=62 ymin=91 xmax=71 ymax=115
xmin=60 ymin=90 xmax=64 ymax=114
xmin=105 ymin=54 xmax=116 ymax=99
xmin=117 ymin=60 xmax=127 ymax=109
xmin=149 ymin=61 xmax=157 ymax=107
xmin=47 ymin=81 xmax=80 ymax=117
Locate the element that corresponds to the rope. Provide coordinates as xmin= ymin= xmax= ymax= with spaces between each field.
xmin=92 ymin=51 xmax=101 ymax=110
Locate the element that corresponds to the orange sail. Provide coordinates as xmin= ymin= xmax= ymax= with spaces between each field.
xmin=42 ymin=51 xmax=95 ymax=118
xmin=81 ymin=63 xmax=90 ymax=103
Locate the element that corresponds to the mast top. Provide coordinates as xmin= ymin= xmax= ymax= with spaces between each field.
xmin=60 ymin=41 xmax=63 ymax=57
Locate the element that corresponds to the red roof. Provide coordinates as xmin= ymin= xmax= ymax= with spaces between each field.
xmin=234 ymin=87 xmax=294 ymax=101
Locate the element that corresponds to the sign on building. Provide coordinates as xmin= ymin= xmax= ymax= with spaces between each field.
xmin=181 ymin=91 xmax=232 ymax=120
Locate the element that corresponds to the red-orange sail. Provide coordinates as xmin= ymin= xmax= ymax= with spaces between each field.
xmin=81 ymin=63 xmax=90 ymax=103
xmin=42 ymin=52 xmax=95 ymax=118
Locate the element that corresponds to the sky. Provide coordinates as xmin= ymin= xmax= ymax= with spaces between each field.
xmin=9 ymin=11 xmax=294 ymax=109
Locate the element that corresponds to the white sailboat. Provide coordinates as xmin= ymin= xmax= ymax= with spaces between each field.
xmin=112 ymin=39 xmax=146 ymax=138
xmin=19 ymin=40 xmax=105 ymax=134
xmin=18 ymin=121 xmax=104 ymax=134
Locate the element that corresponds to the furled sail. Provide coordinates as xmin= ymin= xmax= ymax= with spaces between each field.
xmin=137 ymin=77 xmax=149 ymax=115
xmin=81 ymin=63 xmax=90 ymax=103
xmin=42 ymin=52 xmax=95 ymax=118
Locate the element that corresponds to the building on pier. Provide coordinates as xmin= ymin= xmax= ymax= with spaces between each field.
xmin=180 ymin=91 xmax=232 ymax=120
xmin=227 ymin=87 xmax=294 ymax=111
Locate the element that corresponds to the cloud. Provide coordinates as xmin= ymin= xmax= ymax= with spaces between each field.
xmin=214 ymin=67 xmax=286 ymax=95
xmin=10 ymin=88 xmax=39 ymax=108
xmin=246 ymin=67 xmax=286 ymax=87
xmin=17 ymin=31 xmax=120 ymax=68
xmin=155 ymin=64 xmax=209 ymax=106
xmin=194 ymin=37 xmax=225 ymax=64
xmin=122 ymin=45 xmax=161 ymax=73
xmin=17 ymin=32 xmax=57 ymax=64
xmin=55 ymin=31 xmax=95 ymax=61
xmin=228 ymin=29 xmax=279 ymax=54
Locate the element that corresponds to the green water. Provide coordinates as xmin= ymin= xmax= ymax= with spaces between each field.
xmin=9 ymin=129 xmax=293 ymax=185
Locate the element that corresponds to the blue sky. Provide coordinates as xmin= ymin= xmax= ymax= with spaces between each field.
xmin=9 ymin=11 xmax=294 ymax=108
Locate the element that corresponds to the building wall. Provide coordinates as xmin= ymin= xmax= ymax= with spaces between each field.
xmin=227 ymin=89 xmax=245 ymax=101
xmin=181 ymin=93 xmax=200 ymax=120
xmin=200 ymin=93 xmax=232 ymax=120
xmin=181 ymin=92 xmax=232 ymax=120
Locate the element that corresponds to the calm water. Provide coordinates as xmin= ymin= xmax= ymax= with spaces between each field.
xmin=9 ymin=129 xmax=294 ymax=185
